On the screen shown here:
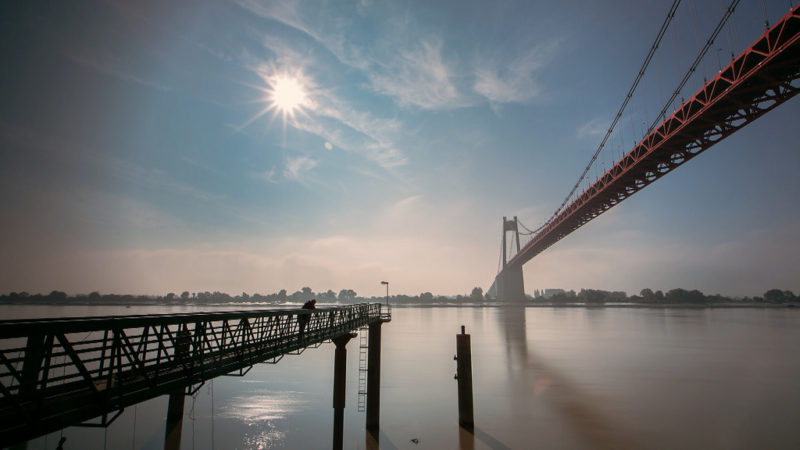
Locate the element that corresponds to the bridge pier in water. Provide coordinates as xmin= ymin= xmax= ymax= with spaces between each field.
xmin=366 ymin=321 xmax=384 ymax=431
xmin=491 ymin=216 xmax=527 ymax=302
xmin=494 ymin=265 xmax=525 ymax=303
xmin=164 ymin=328 xmax=191 ymax=450
xmin=332 ymin=332 xmax=356 ymax=450
xmin=164 ymin=392 xmax=186 ymax=450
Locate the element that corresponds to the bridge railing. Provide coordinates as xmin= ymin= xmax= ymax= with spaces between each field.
xmin=0 ymin=303 xmax=388 ymax=446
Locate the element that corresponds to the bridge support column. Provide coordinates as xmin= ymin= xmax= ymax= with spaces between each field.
xmin=495 ymin=265 xmax=525 ymax=303
xmin=366 ymin=321 xmax=383 ymax=432
xmin=20 ymin=334 xmax=45 ymax=395
xmin=164 ymin=392 xmax=185 ymax=450
xmin=164 ymin=328 xmax=191 ymax=450
xmin=332 ymin=333 xmax=356 ymax=450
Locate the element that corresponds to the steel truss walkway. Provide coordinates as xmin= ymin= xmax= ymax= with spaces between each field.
xmin=0 ymin=303 xmax=390 ymax=447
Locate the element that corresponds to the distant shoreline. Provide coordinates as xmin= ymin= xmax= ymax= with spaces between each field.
xmin=0 ymin=300 xmax=795 ymax=309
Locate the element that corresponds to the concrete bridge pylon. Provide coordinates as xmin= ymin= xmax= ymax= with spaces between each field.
xmin=489 ymin=216 xmax=526 ymax=302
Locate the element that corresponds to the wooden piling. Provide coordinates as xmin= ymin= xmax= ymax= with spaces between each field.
xmin=455 ymin=325 xmax=474 ymax=429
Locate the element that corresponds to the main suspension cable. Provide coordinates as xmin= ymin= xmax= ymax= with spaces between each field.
xmin=646 ymin=0 xmax=741 ymax=134
xmin=540 ymin=0 xmax=682 ymax=228
xmin=517 ymin=219 xmax=539 ymax=235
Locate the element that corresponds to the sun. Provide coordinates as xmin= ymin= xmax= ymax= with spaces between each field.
xmin=235 ymin=70 xmax=314 ymax=133
xmin=270 ymin=76 xmax=307 ymax=114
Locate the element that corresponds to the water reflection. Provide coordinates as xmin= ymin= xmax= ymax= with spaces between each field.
xmin=497 ymin=306 xmax=528 ymax=371
xmin=5 ymin=305 xmax=800 ymax=449
xmin=496 ymin=305 xmax=644 ymax=449
xmin=241 ymin=424 xmax=286 ymax=450
xmin=220 ymin=390 xmax=306 ymax=448
xmin=365 ymin=428 xmax=398 ymax=450
xmin=459 ymin=424 xmax=513 ymax=450
xmin=221 ymin=390 xmax=306 ymax=423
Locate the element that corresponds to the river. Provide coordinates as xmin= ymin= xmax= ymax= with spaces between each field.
xmin=3 ymin=305 xmax=799 ymax=449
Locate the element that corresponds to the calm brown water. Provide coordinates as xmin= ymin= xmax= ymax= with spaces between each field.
xmin=4 ymin=305 xmax=800 ymax=449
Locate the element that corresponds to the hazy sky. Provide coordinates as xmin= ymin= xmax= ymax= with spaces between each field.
xmin=1 ymin=0 xmax=798 ymax=298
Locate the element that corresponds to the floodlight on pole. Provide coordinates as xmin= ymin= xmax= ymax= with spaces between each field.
xmin=380 ymin=281 xmax=389 ymax=305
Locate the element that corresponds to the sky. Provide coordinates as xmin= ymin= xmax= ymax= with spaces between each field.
xmin=1 ymin=0 xmax=798 ymax=298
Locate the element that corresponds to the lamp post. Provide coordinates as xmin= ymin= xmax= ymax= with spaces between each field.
xmin=380 ymin=281 xmax=389 ymax=305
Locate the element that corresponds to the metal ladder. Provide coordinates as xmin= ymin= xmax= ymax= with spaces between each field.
xmin=357 ymin=326 xmax=369 ymax=412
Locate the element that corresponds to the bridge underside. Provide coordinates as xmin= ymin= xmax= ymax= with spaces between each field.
xmin=499 ymin=5 xmax=800 ymax=279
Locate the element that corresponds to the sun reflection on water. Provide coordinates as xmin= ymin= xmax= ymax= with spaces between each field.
xmin=220 ymin=390 xmax=307 ymax=449
xmin=242 ymin=423 xmax=286 ymax=450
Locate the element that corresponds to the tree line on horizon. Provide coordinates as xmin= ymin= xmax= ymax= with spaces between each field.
xmin=1 ymin=286 xmax=798 ymax=305
xmin=538 ymin=287 xmax=798 ymax=305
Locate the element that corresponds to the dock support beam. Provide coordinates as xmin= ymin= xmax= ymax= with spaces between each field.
xmin=164 ymin=392 xmax=185 ymax=450
xmin=164 ymin=328 xmax=190 ymax=450
xmin=20 ymin=334 xmax=45 ymax=395
xmin=332 ymin=333 xmax=355 ymax=450
xmin=366 ymin=322 xmax=383 ymax=431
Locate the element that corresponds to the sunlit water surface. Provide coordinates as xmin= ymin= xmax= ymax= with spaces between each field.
xmin=3 ymin=305 xmax=799 ymax=449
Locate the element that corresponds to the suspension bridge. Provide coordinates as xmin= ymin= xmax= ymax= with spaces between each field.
xmin=0 ymin=304 xmax=391 ymax=449
xmin=1 ymin=1 xmax=799 ymax=448
xmin=491 ymin=2 xmax=800 ymax=301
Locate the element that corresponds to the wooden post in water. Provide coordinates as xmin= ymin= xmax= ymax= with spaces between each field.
xmin=455 ymin=325 xmax=474 ymax=429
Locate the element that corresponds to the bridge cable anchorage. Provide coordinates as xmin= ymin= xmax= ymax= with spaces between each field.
xmin=538 ymin=0 xmax=682 ymax=229
xmin=646 ymin=0 xmax=742 ymax=135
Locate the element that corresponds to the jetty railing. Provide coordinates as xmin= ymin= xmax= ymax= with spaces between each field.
xmin=0 ymin=303 xmax=388 ymax=447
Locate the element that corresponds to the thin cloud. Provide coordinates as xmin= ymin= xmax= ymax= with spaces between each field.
xmin=389 ymin=195 xmax=421 ymax=213
xmin=367 ymin=38 xmax=467 ymax=110
xmin=65 ymin=52 xmax=171 ymax=92
xmin=301 ymin=92 xmax=409 ymax=167
xmin=473 ymin=40 xmax=558 ymax=104
xmin=283 ymin=156 xmax=318 ymax=180
xmin=254 ymin=167 xmax=278 ymax=184
xmin=249 ymin=76 xmax=410 ymax=169
xmin=236 ymin=20 xmax=410 ymax=169
xmin=235 ymin=0 xmax=362 ymax=71
xmin=108 ymin=160 xmax=224 ymax=201
xmin=237 ymin=1 xmax=468 ymax=110
xmin=235 ymin=0 xmax=313 ymax=41
xmin=0 ymin=121 xmax=217 ymax=202
xmin=577 ymin=118 xmax=608 ymax=139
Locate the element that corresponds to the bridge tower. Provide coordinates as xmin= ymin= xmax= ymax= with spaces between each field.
xmin=493 ymin=216 xmax=526 ymax=302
